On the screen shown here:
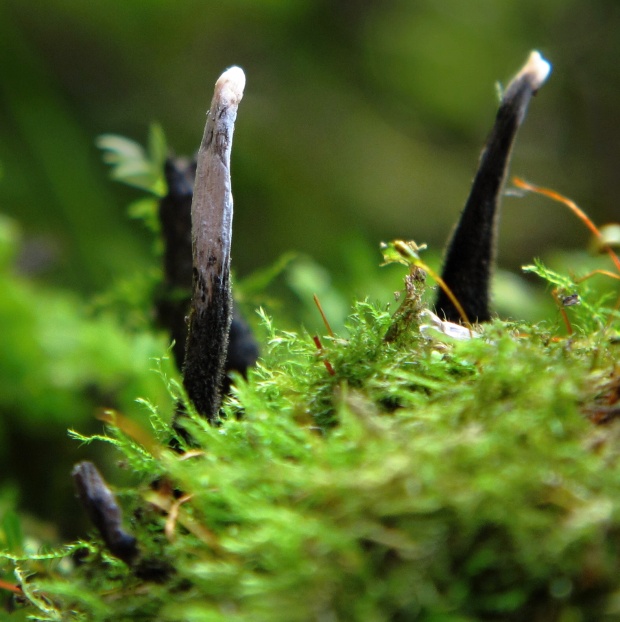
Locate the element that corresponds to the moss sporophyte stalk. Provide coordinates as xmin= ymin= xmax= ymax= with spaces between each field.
xmin=3 ymin=54 xmax=620 ymax=621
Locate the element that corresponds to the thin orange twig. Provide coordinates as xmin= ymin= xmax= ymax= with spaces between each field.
xmin=574 ymin=269 xmax=620 ymax=283
xmin=551 ymin=289 xmax=574 ymax=335
xmin=312 ymin=335 xmax=336 ymax=376
xmin=313 ymin=294 xmax=334 ymax=337
xmin=513 ymin=177 xmax=620 ymax=274
xmin=0 ymin=579 xmax=22 ymax=595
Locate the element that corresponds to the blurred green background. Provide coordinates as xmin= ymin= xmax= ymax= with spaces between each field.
xmin=3 ymin=1 xmax=620 ymax=289
xmin=1 ymin=0 xmax=620 ymax=536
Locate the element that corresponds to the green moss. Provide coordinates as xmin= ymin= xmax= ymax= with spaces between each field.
xmin=4 ymin=256 xmax=620 ymax=621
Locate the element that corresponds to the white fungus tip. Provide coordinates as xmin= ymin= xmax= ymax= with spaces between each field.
xmin=215 ymin=66 xmax=246 ymax=104
xmin=516 ymin=50 xmax=551 ymax=91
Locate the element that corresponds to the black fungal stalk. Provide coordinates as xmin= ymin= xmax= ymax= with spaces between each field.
xmin=157 ymin=156 xmax=196 ymax=369
xmin=435 ymin=51 xmax=551 ymax=323
xmin=182 ymin=67 xmax=246 ymax=423
xmin=72 ymin=461 xmax=138 ymax=564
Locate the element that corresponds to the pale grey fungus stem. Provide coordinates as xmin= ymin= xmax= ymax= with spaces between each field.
xmin=182 ymin=66 xmax=246 ymax=422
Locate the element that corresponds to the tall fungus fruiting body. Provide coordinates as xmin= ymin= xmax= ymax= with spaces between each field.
xmin=182 ymin=67 xmax=246 ymax=423
xmin=183 ymin=264 xmax=233 ymax=421
xmin=157 ymin=157 xmax=196 ymax=369
xmin=435 ymin=51 xmax=551 ymax=323
xmin=158 ymin=157 xmax=258 ymax=388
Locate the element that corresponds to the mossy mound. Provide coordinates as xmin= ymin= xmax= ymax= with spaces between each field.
xmin=5 ymin=269 xmax=620 ymax=621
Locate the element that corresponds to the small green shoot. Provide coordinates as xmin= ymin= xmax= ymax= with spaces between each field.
xmin=381 ymin=239 xmax=472 ymax=327
xmin=97 ymin=123 xmax=167 ymax=197
xmin=515 ymin=177 xmax=620 ymax=335
xmin=97 ymin=123 xmax=168 ymax=233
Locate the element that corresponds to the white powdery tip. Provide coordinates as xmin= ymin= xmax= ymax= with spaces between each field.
xmin=518 ymin=50 xmax=551 ymax=91
xmin=215 ymin=66 xmax=246 ymax=102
